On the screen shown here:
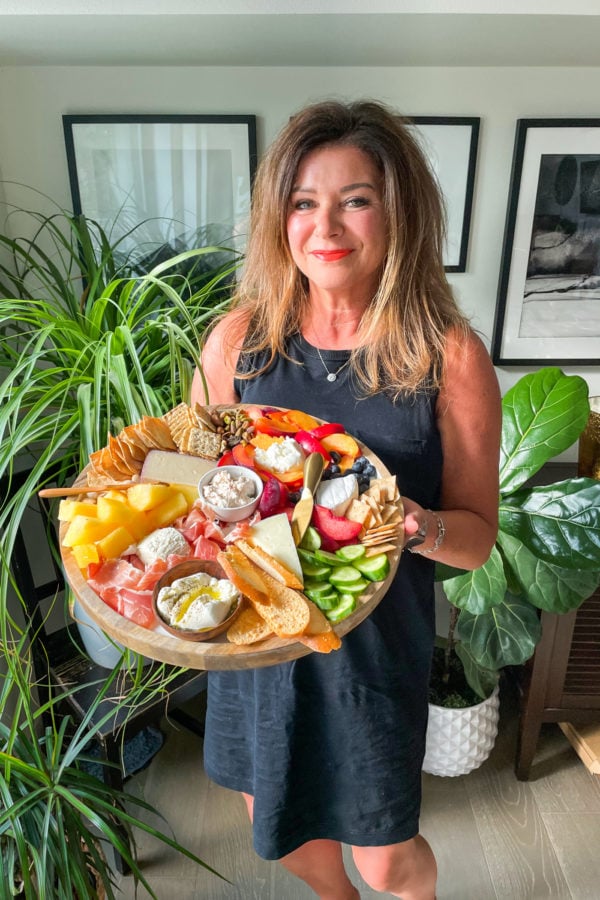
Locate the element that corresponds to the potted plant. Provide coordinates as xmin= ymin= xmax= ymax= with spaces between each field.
xmin=423 ymin=367 xmax=600 ymax=777
xmin=0 ymin=600 xmax=227 ymax=899
xmin=0 ymin=196 xmax=238 ymax=890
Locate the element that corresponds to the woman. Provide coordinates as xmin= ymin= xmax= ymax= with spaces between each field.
xmin=191 ymin=99 xmax=501 ymax=900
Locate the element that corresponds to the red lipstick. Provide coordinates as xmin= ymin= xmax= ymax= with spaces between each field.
xmin=311 ymin=249 xmax=353 ymax=261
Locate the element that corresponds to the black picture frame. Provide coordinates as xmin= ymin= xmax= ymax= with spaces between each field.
xmin=63 ymin=114 xmax=257 ymax=271
xmin=492 ymin=118 xmax=600 ymax=366
xmin=408 ymin=116 xmax=480 ymax=272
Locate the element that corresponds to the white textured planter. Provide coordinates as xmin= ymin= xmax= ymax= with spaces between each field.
xmin=73 ymin=599 xmax=151 ymax=669
xmin=422 ymin=684 xmax=500 ymax=777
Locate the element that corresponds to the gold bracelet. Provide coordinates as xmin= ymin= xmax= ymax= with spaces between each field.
xmin=415 ymin=511 xmax=445 ymax=555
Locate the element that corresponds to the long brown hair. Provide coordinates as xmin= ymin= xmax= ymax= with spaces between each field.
xmin=218 ymin=99 xmax=470 ymax=396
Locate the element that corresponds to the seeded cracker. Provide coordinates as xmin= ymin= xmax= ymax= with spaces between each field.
xmin=181 ymin=428 xmax=221 ymax=459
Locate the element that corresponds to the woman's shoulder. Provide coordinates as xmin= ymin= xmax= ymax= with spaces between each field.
xmin=441 ymin=325 xmax=500 ymax=407
xmin=204 ymin=307 xmax=251 ymax=351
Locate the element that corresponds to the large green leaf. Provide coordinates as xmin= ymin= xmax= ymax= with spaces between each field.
xmin=498 ymin=530 xmax=600 ymax=613
xmin=455 ymin=643 xmax=499 ymax=700
xmin=456 ymin=593 xmax=542 ymax=669
xmin=499 ymin=478 xmax=600 ymax=570
xmin=499 ymin=368 xmax=589 ymax=495
xmin=442 ymin=545 xmax=507 ymax=613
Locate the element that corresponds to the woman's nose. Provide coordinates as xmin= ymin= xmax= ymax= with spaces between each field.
xmin=314 ymin=205 xmax=342 ymax=238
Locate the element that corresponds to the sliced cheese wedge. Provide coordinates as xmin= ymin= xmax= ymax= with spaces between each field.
xmin=140 ymin=449 xmax=215 ymax=488
xmin=315 ymin=473 xmax=359 ymax=517
xmin=247 ymin=513 xmax=303 ymax=585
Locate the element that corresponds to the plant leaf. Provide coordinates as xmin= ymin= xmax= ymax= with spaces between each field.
xmin=455 ymin=643 xmax=499 ymax=700
xmin=442 ymin=545 xmax=507 ymax=613
xmin=499 ymin=367 xmax=589 ymax=495
xmin=498 ymin=529 xmax=600 ymax=613
xmin=456 ymin=593 xmax=542 ymax=669
xmin=500 ymin=477 xmax=600 ymax=570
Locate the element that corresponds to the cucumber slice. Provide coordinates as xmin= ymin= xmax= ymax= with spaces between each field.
xmin=336 ymin=577 xmax=369 ymax=595
xmin=301 ymin=560 xmax=333 ymax=580
xmin=300 ymin=526 xmax=321 ymax=551
xmin=334 ymin=544 xmax=366 ymax=563
xmin=302 ymin=581 xmax=335 ymax=599
xmin=314 ymin=548 xmax=347 ymax=567
xmin=297 ymin=547 xmax=319 ymax=565
xmin=329 ymin=565 xmax=363 ymax=588
xmin=355 ymin=553 xmax=391 ymax=582
xmin=325 ymin=593 xmax=357 ymax=623
xmin=306 ymin=590 xmax=340 ymax=610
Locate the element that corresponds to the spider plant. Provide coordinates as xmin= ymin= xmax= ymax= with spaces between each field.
xmin=0 ymin=196 xmax=238 ymax=893
xmin=0 ymin=198 xmax=239 ymax=576
xmin=0 ymin=607 xmax=226 ymax=900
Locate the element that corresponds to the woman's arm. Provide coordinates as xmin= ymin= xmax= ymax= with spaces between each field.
xmin=191 ymin=312 xmax=247 ymax=407
xmin=403 ymin=329 xmax=502 ymax=571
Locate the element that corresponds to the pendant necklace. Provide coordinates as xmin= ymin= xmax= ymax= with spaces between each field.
xmin=315 ymin=345 xmax=351 ymax=382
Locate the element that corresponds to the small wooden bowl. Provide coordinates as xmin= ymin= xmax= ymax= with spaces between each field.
xmin=152 ymin=559 xmax=242 ymax=642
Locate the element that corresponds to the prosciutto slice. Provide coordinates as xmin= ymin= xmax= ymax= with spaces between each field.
xmin=86 ymin=504 xmax=260 ymax=629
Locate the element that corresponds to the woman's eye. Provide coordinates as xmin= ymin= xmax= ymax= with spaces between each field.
xmin=344 ymin=196 xmax=369 ymax=208
xmin=291 ymin=199 xmax=314 ymax=211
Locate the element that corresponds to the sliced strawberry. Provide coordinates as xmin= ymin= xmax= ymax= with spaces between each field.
xmin=312 ymin=504 xmax=362 ymax=543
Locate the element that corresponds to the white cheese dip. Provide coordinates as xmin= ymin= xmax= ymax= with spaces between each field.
xmin=202 ymin=470 xmax=257 ymax=508
xmin=156 ymin=573 xmax=239 ymax=631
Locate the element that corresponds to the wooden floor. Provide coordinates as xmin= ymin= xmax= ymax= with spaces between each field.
xmin=115 ymin=685 xmax=600 ymax=900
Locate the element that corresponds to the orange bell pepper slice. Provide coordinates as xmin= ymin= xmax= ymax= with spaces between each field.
xmin=282 ymin=409 xmax=321 ymax=431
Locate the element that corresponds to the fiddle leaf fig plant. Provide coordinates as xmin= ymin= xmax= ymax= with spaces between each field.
xmin=437 ymin=367 xmax=600 ymax=701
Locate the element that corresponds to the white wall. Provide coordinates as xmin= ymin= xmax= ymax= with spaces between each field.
xmin=1 ymin=63 xmax=599 ymax=447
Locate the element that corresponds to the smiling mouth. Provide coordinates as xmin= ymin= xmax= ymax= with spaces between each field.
xmin=310 ymin=250 xmax=353 ymax=261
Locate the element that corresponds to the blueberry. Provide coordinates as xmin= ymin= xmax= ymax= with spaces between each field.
xmin=329 ymin=464 xmax=341 ymax=476
xmin=289 ymin=491 xmax=301 ymax=504
xmin=363 ymin=463 xmax=377 ymax=478
xmin=351 ymin=456 xmax=368 ymax=473
xmin=330 ymin=450 xmax=341 ymax=463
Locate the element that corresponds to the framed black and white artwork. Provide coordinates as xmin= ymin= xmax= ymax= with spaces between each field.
xmin=63 ymin=114 xmax=257 ymax=272
xmin=408 ymin=117 xmax=480 ymax=272
xmin=493 ymin=118 xmax=600 ymax=365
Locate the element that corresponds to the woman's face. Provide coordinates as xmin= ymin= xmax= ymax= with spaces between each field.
xmin=286 ymin=144 xmax=388 ymax=302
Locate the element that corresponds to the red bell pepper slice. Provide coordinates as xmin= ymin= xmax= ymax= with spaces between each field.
xmin=294 ymin=430 xmax=331 ymax=463
xmin=310 ymin=422 xmax=346 ymax=440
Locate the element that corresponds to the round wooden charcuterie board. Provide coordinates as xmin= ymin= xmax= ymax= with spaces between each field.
xmin=61 ymin=407 xmax=403 ymax=671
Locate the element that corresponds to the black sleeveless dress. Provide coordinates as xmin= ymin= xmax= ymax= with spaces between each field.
xmin=203 ymin=335 xmax=442 ymax=860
